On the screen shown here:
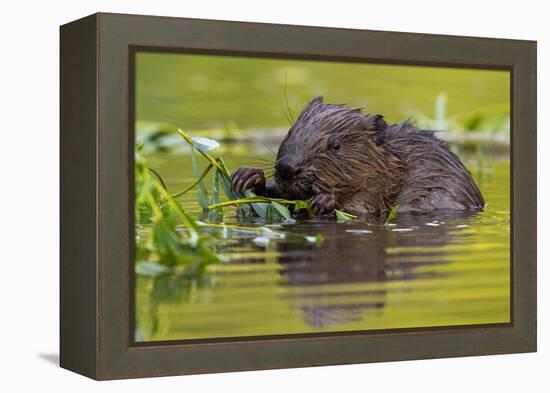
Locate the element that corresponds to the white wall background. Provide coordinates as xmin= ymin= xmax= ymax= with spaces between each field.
xmin=0 ymin=0 xmax=546 ymax=391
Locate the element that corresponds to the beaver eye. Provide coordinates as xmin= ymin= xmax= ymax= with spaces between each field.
xmin=331 ymin=141 xmax=340 ymax=151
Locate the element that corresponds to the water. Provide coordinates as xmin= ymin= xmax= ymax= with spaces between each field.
xmin=135 ymin=154 xmax=510 ymax=342
xmin=134 ymin=51 xmax=510 ymax=342
xmin=136 ymin=52 xmax=510 ymax=131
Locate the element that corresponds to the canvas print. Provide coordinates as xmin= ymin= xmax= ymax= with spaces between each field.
xmin=133 ymin=51 xmax=510 ymax=342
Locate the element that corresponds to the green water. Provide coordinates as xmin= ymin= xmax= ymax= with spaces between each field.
xmin=136 ymin=155 xmax=509 ymax=341
xmin=134 ymin=51 xmax=510 ymax=342
xmin=136 ymin=52 xmax=510 ymax=132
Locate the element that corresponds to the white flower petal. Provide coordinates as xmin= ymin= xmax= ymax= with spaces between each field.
xmin=192 ymin=137 xmax=220 ymax=153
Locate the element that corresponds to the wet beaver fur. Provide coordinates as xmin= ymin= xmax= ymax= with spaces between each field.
xmin=231 ymin=96 xmax=485 ymax=216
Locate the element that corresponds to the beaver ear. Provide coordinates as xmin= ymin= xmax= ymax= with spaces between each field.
xmin=311 ymin=96 xmax=324 ymax=105
xmin=371 ymin=115 xmax=388 ymax=145
xmin=373 ymin=114 xmax=387 ymax=131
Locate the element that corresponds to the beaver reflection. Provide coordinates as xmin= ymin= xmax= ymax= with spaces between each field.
xmin=275 ymin=211 xmax=478 ymax=329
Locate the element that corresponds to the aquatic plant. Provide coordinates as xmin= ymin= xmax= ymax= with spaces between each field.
xmin=384 ymin=205 xmax=399 ymax=226
xmin=135 ymin=127 xmax=408 ymax=283
xmin=135 ymin=144 xmax=222 ymax=274
xmin=135 ymin=129 xmax=327 ymax=279
xmin=175 ymin=128 xmax=299 ymax=220
xmin=135 ymin=138 xmax=314 ymax=339
xmin=410 ymin=92 xmax=510 ymax=135
xmin=335 ymin=209 xmax=358 ymax=223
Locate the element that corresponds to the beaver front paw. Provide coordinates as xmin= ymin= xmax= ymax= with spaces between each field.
xmin=309 ymin=193 xmax=338 ymax=216
xmin=230 ymin=166 xmax=266 ymax=194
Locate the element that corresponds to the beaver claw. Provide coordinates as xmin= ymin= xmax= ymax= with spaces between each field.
xmin=309 ymin=193 xmax=338 ymax=216
xmin=230 ymin=167 xmax=266 ymax=194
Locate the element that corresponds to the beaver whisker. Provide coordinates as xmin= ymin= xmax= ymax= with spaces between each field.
xmin=233 ymin=155 xmax=275 ymax=164
xmin=242 ymin=132 xmax=279 ymax=156
xmin=257 ymin=88 xmax=294 ymax=126
xmin=283 ymin=72 xmax=295 ymax=123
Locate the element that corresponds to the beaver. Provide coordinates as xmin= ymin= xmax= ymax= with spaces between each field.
xmin=230 ymin=96 xmax=485 ymax=215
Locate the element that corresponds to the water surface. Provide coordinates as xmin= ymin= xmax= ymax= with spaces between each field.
xmin=135 ymin=156 xmax=510 ymax=342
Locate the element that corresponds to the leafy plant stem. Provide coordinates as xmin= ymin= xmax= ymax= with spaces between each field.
xmin=148 ymin=168 xmax=168 ymax=190
xmin=176 ymin=129 xmax=226 ymax=173
xmin=171 ymin=163 xmax=213 ymax=198
xmin=208 ymin=197 xmax=299 ymax=210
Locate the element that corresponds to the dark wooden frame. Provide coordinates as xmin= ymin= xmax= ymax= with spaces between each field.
xmin=60 ymin=12 xmax=537 ymax=380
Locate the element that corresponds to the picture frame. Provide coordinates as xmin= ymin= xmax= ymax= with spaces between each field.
xmin=60 ymin=12 xmax=536 ymax=380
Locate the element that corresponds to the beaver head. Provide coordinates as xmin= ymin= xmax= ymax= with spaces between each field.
xmin=274 ymin=96 xmax=395 ymax=201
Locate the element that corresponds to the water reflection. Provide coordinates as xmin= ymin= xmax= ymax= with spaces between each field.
xmin=274 ymin=211 xmax=478 ymax=329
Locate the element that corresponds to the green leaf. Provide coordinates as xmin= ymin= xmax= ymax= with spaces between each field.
xmin=385 ymin=204 xmax=399 ymax=226
xmin=215 ymin=156 xmax=233 ymax=178
xmin=209 ymin=169 xmax=223 ymax=221
xmin=214 ymin=157 xmax=253 ymax=216
xmin=215 ymin=158 xmax=240 ymax=199
xmin=265 ymin=204 xmax=273 ymax=222
xmin=245 ymin=190 xmax=269 ymax=217
xmin=211 ymin=169 xmax=220 ymax=204
xmin=271 ymin=201 xmax=292 ymax=219
xmin=191 ymin=148 xmax=210 ymax=210
xmin=463 ymin=113 xmax=484 ymax=131
xmin=294 ymin=200 xmax=309 ymax=210
xmin=218 ymin=171 xmax=238 ymax=200
xmin=335 ymin=209 xmax=357 ymax=223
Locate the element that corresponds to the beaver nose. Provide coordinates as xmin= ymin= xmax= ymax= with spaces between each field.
xmin=276 ymin=157 xmax=300 ymax=180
